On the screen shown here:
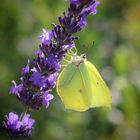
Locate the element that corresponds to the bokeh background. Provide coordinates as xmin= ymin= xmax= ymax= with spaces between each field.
xmin=0 ymin=0 xmax=140 ymax=139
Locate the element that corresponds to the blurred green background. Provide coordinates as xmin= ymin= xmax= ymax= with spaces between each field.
xmin=0 ymin=0 xmax=140 ymax=139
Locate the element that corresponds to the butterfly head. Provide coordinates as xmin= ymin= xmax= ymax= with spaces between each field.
xmin=71 ymin=53 xmax=87 ymax=67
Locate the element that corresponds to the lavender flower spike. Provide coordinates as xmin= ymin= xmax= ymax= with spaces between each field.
xmin=2 ymin=112 xmax=35 ymax=138
xmin=9 ymin=0 xmax=99 ymax=110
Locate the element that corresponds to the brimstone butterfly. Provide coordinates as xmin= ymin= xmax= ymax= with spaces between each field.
xmin=56 ymin=54 xmax=112 ymax=112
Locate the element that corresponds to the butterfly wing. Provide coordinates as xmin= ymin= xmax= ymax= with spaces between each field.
xmin=56 ymin=63 xmax=90 ymax=111
xmin=79 ymin=61 xmax=112 ymax=108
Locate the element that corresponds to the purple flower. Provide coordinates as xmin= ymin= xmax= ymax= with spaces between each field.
xmin=79 ymin=16 xmax=87 ymax=28
xmin=36 ymin=50 xmax=45 ymax=58
xmin=39 ymin=29 xmax=53 ymax=45
xmin=70 ymin=0 xmax=79 ymax=5
xmin=62 ymin=43 xmax=75 ymax=50
xmin=10 ymin=81 xmax=23 ymax=95
xmin=55 ymin=62 xmax=61 ymax=70
xmin=42 ymin=91 xmax=54 ymax=108
xmin=86 ymin=1 xmax=100 ymax=15
xmin=21 ymin=114 xmax=35 ymax=129
xmin=30 ymin=72 xmax=47 ymax=89
xmin=21 ymin=59 xmax=30 ymax=74
xmin=2 ymin=112 xmax=35 ymax=138
xmin=47 ymin=72 xmax=58 ymax=88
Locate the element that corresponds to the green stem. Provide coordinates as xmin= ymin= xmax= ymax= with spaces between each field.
xmin=20 ymin=106 xmax=29 ymax=121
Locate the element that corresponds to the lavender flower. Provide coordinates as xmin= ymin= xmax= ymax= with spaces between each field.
xmin=39 ymin=29 xmax=53 ymax=45
xmin=10 ymin=80 xmax=23 ymax=95
xmin=42 ymin=91 xmax=54 ymax=108
xmin=9 ymin=0 xmax=99 ymax=110
xmin=70 ymin=0 xmax=79 ymax=5
xmin=2 ymin=112 xmax=35 ymax=138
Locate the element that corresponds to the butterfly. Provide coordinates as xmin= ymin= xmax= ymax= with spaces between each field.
xmin=56 ymin=53 xmax=112 ymax=112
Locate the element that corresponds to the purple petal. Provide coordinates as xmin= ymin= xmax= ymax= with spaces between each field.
xmin=21 ymin=59 xmax=30 ymax=74
xmin=42 ymin=91 xmax=54 ymax=108
xmin=16 ymin=121 xmax=22 ymax=130
xmin=87 ymin=1 xmax=100 ymax=15
xmin=7 ymin=112 xmax=19 ymax=130
xmin=21 ymin=114 xmax=35 ymax=129
xmin=62 ymin=43 xmax=75 ymax=50
xmin=30 ymin=72 xmax=47 ymax=88
xmin=47 ymin=72 xmax=58 ymax=88
xmin=27 ymin=119 xmax=35 ymax=129
xmin=21 ymin=114 xmax=30 ymax=125
xmin=70 ymin=0 xmax=79 ymax=4
xmin=79 ymin=16 xmax=87 ymax=28
xmin=39 ymin=29 xmax=53 ymax=45
xmin=10 ymin=81 xmax=23 ymax=95
xmin=36 ymin=50 xmax=45 ymax=58
xmin=31 ymin=67 xmax=37 ymax=72
xmin=46 ymin=54 xmax=61 ymax=70
xmin=8 ymin=112 xmax=18 ymax=123
xmin=55 ymin=62 xmax=61 ymax=70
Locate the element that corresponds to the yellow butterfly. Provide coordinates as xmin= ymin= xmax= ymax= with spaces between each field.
xmin=56 ymin=53 xmax=112 ymax=112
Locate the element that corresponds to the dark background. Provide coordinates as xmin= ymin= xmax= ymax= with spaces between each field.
xmin=0 ymin=0 xmax=140 ymax=139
